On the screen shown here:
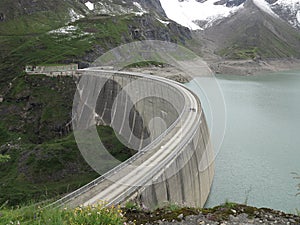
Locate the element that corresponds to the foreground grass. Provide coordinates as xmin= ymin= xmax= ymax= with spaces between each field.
xmin=1 ymin=201 xmax=300 ymax=225
xmin=0 ymin=203 xmax=126 ymax=225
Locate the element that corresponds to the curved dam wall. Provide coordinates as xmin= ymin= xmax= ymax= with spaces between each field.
xmin=135 ymin=111 xmax=214 ymax=208
xmin=67 ymin=70 xmax=214 ymax=209
xmin=96 ymin=73 xmax=184 ymax=149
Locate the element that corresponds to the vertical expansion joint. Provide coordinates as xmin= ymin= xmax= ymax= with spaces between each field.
xmin=165 ymin=177 xmax=171 ymax=202
xmin=179 ymin=169 xmax=186 ymax=203
xmin=194 ymin=138 xmax=202 ymax=205
xmin=151 ymin=183 xmax=159 ymax=207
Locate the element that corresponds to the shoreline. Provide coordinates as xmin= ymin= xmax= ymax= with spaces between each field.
xmin=124 ymin=58 xmax=300 ymax=83
xmin=125 ymin=202 xmax=300 ymax=224
xmin=208 ymin=58 xmax=300 ymax=76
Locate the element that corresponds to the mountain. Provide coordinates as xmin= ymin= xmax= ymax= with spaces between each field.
xmin=160 ymin=0 xmax=300 ymax=30
xmin=199 ymin=0 xmax=300 ymax=59
xmin=0 ymin=0 xmax=167 ymax=35
xmin=270 ymin=0 xmax=300 ymax=29
xmin=0 ymin=0 xmax=166 ymax=21
xmin=78 ymin=0 xmax=166 ymax=17
xmin=0 ymin=0 xmax=191 ymax=74
xmin=0 ymin=0 xmax=193 ymax=205
xmin=160 ymin=0 xmax=244 ymax=30
xmin=159 ymin=0 xmax=300 ymax=60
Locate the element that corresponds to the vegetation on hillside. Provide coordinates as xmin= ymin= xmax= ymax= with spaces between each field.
xmin=0 ymin=7 xmax=191 ymax=206
xmin=0 ymin=203 xmax=127 ymax=225
xmin=1 ymin=201 xmax=299 ymax=225
xmin=0 ymin=73 xmax=135 ymax=206
xmin=0 ymin=154 xmax=10 ymax=163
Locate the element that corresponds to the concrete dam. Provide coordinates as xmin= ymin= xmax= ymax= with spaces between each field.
xmin=53 ymin=69 xmax=214 ymax=209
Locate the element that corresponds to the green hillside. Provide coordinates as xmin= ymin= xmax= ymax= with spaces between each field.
xmin=0 ymin=1 xmax=192 ymax=205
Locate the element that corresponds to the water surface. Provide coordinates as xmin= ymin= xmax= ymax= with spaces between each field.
xmin=186 ymin=71 xmax=300 ymax=213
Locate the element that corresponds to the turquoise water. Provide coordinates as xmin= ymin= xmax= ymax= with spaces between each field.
xmin=186 ymin=71 xmax=300 ymax=213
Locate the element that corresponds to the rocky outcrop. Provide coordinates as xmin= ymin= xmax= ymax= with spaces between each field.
xmin=125 ymin=203 xmax=300 ymax=225
xmin=73 ymin=14 xmax=192 ymax=67
xmin=134 ymin=0 xmax=167 ymax=17
xmin=0 ymin=13 xmax=5 ymax=22
xmin=129 ymin=14 xmax=192 ymax=42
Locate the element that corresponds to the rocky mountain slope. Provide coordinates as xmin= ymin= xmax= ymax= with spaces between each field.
xmin=199 ymin=0 xmax=300 ymax=59
xmin=158 ymin=0 xmax=300 ymax=65
xmin=160 ymin=0 xmax=300 ymax=30
xmin=0 ymin=0 xmax=168 ymax=35
xmin=0 ymin=0 xmax=166 ymax=21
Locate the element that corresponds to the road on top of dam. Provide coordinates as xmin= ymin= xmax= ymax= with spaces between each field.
xmin=53 ymin=69 xmax=203 ymax=208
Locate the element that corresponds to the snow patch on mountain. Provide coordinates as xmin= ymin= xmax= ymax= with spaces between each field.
xmin=69 ymin=9 xmax=84 ymax=22
xmin=253 ymin=0 xmax=278 ymax=17
xmin=157 ymin=18 xmax=170 ymax=25
xmin=159 ymin=0 xmax=244 ymax=30
xmin=49 ymin=25 xmax=78 ymax=34
xmin=276 ymin=0 xmax=300 ymax=6
xmin=85 ymin=1 xmax=95 ymax=11
xmin=270 ymin=0 xmax=300 ymax=28
xmin=49 ymin=25 xmax=91 ymax=39
xmin=133 ymin=2 xmax=148 ymax=15
xmin=133 ymin=2 xmax=147 ymax=13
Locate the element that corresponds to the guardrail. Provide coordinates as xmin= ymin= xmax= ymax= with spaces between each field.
xmin=48 ymin=70 xmax=190 ymax=208
xmin=108 ymin=108 xmax=203 ymax=207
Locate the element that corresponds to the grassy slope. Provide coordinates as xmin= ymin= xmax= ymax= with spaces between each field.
xmin=0 ymin=2 xmax=190 ymax=205
xmin=1 ymin=201 xmax=299 ymax=225
xmin=0 ymin=203 xmax=126 ymax=225
xmin=0 ymin=13 xmax=136 ymax=90
xmin=0 ymin=14 xmax=141 ymax=206
xmin=0 ymin=124 xmax=134 ymax=206
xmin=0 ymin=0 xmax=87 ymax=35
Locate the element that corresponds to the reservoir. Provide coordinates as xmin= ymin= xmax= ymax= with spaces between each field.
xmin=186 ymin=71 xmax=300 ymax=213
